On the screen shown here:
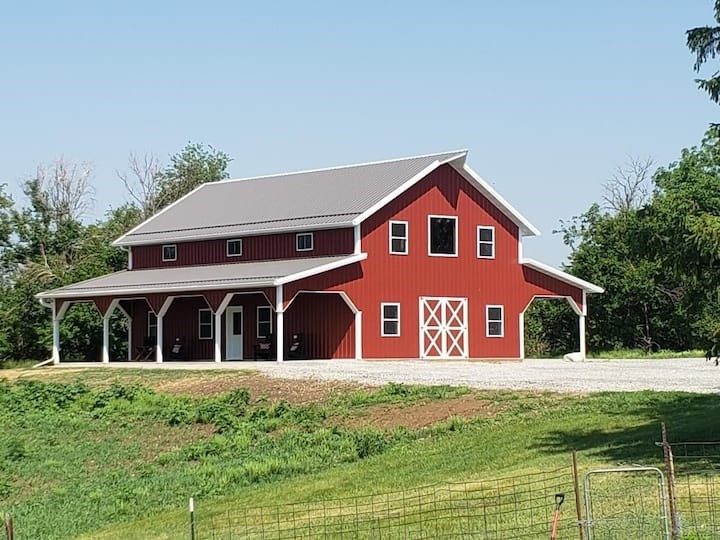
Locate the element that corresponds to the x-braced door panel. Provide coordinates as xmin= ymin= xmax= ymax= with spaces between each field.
xmin=419 ymin=297 xmax=468 ymax=359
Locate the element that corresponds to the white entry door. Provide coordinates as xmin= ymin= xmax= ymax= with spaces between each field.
xmin=225 ymin=306 xmax=243 ymax=360
xmin=419 ymin=297 xmax=468 ymax=359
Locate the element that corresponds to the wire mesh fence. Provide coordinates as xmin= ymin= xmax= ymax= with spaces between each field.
xmin=583 ymin=467 xmax=670 ymax=540
xmin=195 ymin=468 xmax=577 ymax=539
xmin=665 ymin=441 xmax=720 ymax=539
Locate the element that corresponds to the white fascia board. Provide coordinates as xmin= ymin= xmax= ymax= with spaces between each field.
xmin=275 ymin=253 xmax=367 ymax=286
xmin=112 ymin=182 xmax=212 ymax=246
xmin=458 ymin=164 xmax=541 ymax=237
xmin=351 ymin=152 xmax=468 ymax=226
xmin=521 ymin=257 xmax=604 ymax=294
xmin=36 ymin=278 xmax=278 ymax=300
xmin=116 ymin=221 xmax=356 ymax=247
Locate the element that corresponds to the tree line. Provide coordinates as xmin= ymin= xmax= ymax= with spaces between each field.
xmin=0 ymin=144 xmax=230 ymax=361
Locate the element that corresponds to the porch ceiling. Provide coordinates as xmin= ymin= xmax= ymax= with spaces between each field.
xmin=37 ymin=254 xmax=366 ymax=299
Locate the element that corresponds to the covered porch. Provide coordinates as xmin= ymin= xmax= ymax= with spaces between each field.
xmin=36 ymin=255 xmax=366 ymax=364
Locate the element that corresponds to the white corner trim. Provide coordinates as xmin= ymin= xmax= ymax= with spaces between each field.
xmin=458 ymin=163 xmax=541 ymax=237
xmin=351 ymin=151 xmax=467 ymax=226
xmin=275 ymin=253 xmax=367 ymax=285
xmin=521 ymin=257 xmax=604 ymax=294
xmin=113 ymin=182 xmax=211 ymax=246
xmin=353 ymin=224 xmax=361 ymax=255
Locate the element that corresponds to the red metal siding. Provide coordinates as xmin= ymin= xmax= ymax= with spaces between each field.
xmin=284 ymin=293 xmax=355 ymax=359
xmin=132 ymin=229 xmax=354 ymax=269
xmin=285 ymin=164 xmax=585 ymax=359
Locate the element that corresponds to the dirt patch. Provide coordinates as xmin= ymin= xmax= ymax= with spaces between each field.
xmin=335 ymin=394 xmax=503 ymax=430
xmin=154 ymin=373 xmax=365 ymax=404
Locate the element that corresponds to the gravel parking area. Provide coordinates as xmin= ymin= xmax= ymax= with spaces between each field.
xmin=56 ymin=357 xmax=720 ymax=393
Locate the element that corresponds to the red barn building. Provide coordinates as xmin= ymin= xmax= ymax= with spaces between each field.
xmin=37 ymin=150 xmax=603 ymax=363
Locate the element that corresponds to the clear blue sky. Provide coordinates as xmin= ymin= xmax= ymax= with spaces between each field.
xmin=0 ymin=1 xmax=716 ymax=265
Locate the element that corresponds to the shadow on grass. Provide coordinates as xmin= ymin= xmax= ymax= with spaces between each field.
xmin=532 ymin=392 xmax=720 ymax=465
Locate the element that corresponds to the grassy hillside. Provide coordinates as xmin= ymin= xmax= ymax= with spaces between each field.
xmin=0 ymin=368 xmax=718 ymax=539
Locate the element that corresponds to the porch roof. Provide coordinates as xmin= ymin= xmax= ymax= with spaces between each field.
xmin=37 ymin=254 xmax=366 ymax=299
xmin=521 ymin=258 xmax=604 ymax=294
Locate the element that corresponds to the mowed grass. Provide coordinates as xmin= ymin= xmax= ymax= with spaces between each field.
xmin=0 ymin=368 xmax=718 ymax=539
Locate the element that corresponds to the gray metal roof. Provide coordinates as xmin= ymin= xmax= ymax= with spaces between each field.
xmin=115 ymin=150 xmax=468 ymax=246
xmin=37 ymin=255 xmax=365 ymax=299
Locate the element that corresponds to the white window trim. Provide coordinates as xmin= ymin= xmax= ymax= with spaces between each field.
xmin=381 ymin=302 xmax=401 ymax=337
xmin=162 ymin=244 xmax=177 ymax=262
xmin=226 ymin=238 xmax=243 ymax=257
xmin=296 ymin=232 xmax=314 ymax=252
xmin=486 ymin=305 xmax=504 ymax=338
xmin=256 ymin=305 xmax=273 ymax=338
xmin=389 ymin=220 xmax=409 ymax=255
xmin=198 ymin=308 xmax=213 ymax=340
xmin=147 ymin=311 xmax=157 ymax=338
xmin=427 ymin=215 xmax=458 ymax=257
xmin=477 ymin=226 xmax=495 ymax=259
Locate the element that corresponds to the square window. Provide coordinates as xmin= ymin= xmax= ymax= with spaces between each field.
xmin=477 ymin=226 xmax=495 ymax=259
xmin=227 ymin=239 xmax=243 ymax=257
xmin=257 ymin=306 xmax=273 ymax=338
xmin=162 ymin=244 xmax=177 ymax=262
xmin=429 ymin=217 xmax=457 ymax=256
xmin=296 ymin=233 xmax=313 ymax=251
xmin=198 ymin=308 xmax=213 ymax=340
xmin=486 ymin=305 xmax=504 ymax=337
xmin=389 ymin=221 xmax=408 ymax=255
xmin=381 ymin=303 xmax=400 ymax=337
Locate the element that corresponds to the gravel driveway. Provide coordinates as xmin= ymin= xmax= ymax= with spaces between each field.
xmin=63 ymin=357 xmax=720 ymax=393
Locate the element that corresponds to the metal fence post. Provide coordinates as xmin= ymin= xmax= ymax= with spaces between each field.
xmin=661 ymin=423 xmax=681 ymax=539
xmin=189 ymin=496 xmax=196 ymax=540
xmin=572 ymin=451 xmax=584 ymax=540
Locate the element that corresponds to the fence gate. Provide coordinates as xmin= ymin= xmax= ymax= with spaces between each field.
xmin=584 ymin=466 xmax=670 ymax=540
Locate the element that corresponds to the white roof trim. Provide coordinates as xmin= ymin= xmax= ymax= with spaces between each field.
xmin=458 ymin=164 xmax=541 ymax=237
xmin=521 ymin=258 xmax=604 ymax=294
xmin=36 ymin=279 xmax=278 ymax=299
xmin=113 ymin=182 xmax=211 ymax=246
xmin=274 ymin=252 xmax=367 ymax=285
xmin=351 ymin=151 xmax=468 ymax=226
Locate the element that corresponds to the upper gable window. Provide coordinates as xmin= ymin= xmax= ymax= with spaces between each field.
xmin=389 ymin=221 xmax=408 ymax=255
xmin=428 ymin=216 xmax=457 ymax=256
xmin=296 ymin=232 xmax=314 ymax=252
xmin=162 ymin=244 xmax=177 ymax=262
xmin=477 ymin=226 xmax=495 ymax=259
xmin=227 ymin=239 xmax=243 ymax=257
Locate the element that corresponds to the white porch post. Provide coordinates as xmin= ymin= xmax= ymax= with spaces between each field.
xmin=52 ymin=302 xmax=61 ymax=365
xmin=213 ymin=293 xmax=235 ymax=363
xmin=102 ymin=299 xmax=120 ymax=364
xmin=276 ymin=284 xmax=284 ymax=363
xmin=156 ymin=297 xmax=175 ymax=363
xmin=354 ymin=310 xmax=362 ymax=360
xmin=519 ymin=311 xmax=525 ymax=360
xmin=579 ymin=291 xmax=588 ymax=361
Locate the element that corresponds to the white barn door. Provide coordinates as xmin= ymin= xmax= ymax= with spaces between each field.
xmin=419 ymin=297 xmax=468 ymax=359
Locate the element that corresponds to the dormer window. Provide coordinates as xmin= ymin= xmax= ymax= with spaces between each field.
xmin=162 ymin=244 xmax=177 ymax=262
xmin=428 ymin=216 xmax=457 ymax=257
xmin=227 ymin=239 xmax=243 ymax=257
xmin=296 ymin=232 xmax=313 ymax=252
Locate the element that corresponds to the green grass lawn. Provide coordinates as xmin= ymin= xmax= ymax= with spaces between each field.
xmin=588 ymin=348 xmax=705 ymax=359
xmin=0 ymin=368 xmax=718 ymax=539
